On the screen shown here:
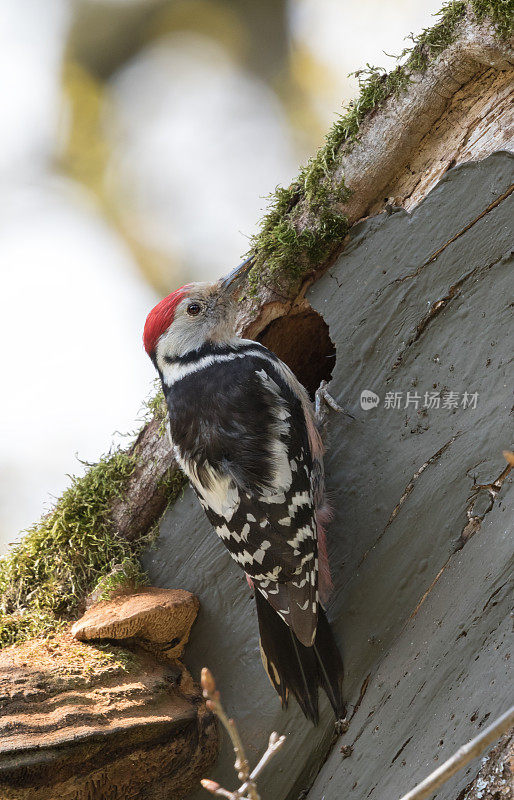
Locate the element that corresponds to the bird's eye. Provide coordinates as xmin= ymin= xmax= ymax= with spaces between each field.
xmin=186 ymin=302 xmax=201 ymax=316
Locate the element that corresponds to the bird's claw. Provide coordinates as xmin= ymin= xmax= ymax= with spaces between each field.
xmin=335 ymin=716 xmax=350 ymax=735
xmin=315 ymin=380 xmax=355 ymax=429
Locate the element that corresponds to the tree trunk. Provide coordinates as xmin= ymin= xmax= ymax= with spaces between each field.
xmin=1 ymin=6 xmax=512 ymax=800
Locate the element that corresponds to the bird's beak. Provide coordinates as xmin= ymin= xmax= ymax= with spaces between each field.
xmin=220 ymin=255 xmax=255 ymax=295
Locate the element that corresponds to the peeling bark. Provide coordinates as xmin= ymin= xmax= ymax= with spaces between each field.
xmin=376 ymin=67 xmax=514 ymax=214
xmin=409 ymin=453 xmax=512 ymax=621
xmin=334 ymin=17 xmax=513 ymax=220
xmin=6 ymin=9 xmax=513 ymax=800
xmin=457 ymin=458 xmax=514 ymax=549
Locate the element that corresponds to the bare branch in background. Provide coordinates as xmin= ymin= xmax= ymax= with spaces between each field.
xmin=200 ymin=668 xmax=286 ymax=800
xmin=398 ymin=705 xmax=514 ymax=800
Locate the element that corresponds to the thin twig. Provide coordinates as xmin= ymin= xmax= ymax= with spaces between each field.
xmin=200 ymin=668 xmax=285 ymax=800
xmin=239 ymin=732 xmax=287 ymax=797
xmin=210 ymin=696 xmax=251 ymax=783
xmin=398 ymin=705 xmax=514 ymax=800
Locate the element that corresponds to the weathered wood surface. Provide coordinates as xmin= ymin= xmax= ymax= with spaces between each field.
xmin=143 ymin=152 xmax=514 ymax=799
xmin=331 ymin=17 xmax=513 ymax=224
xmin=369 ymin=65 xmax=514 ymax=215
xmin=303 ymin=151 xmax=514 ymax=800
xmin=0 ymin=634 xmax=218 ymax=800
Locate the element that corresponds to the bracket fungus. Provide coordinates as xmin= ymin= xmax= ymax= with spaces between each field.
xmin=71 ymin=587 xmax=200 ymax=660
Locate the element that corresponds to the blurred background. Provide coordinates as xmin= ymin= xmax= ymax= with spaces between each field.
xmin=0 ymin=0 xmax=443 ymax=552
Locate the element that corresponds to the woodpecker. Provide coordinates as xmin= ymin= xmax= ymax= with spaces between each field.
xmin=143 ymin=259 xmax=344 ymax=723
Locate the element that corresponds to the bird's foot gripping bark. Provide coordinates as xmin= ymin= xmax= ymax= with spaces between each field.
xmin=314 ymin=380 xmax=355 ymax=433
xmin=335 ymin=716 xmax=350 ymax=736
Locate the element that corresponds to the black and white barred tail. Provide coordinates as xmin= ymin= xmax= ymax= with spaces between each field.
xmin=255 ymin=588 xmax=345 ymax=724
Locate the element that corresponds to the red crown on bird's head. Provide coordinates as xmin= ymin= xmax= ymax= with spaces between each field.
xmin=143 ymin=285 xmax=191 ymax=355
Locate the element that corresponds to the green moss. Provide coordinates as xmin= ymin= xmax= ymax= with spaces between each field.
xmin=158 ymin=466 xmax=187 ymax=496
xmin=0 ymin=377 xmax=191 ymax=648
xmin=247 ymin=0 xmax=512 ymax=291
xmin=81 ymin=641 xmax=141 ymax=674
xmin=0 ymin=610 xmax=66 ymax=648
xmin=401 ymin=1 xmax=467 ymax=72
xmin=146 ymin=388 xmax=166 ymax=420
xmin=144 ymin=382 xmax=168 ymax=437
xmin=0 ymin=448 xmax=152 ymax=646
xmin=471 ymin=0 xmax=514 ymax=36
xmin=92 ymin=557 xmax=149 ymax=603
xmin=2 ymin=0 xmax=510 ymax=649
xmin=247 ymin=173 xmax=350 ymax=293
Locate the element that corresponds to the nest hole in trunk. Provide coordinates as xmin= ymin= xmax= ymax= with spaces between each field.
xmin=257 ymin=307 xmax=336 ymax=400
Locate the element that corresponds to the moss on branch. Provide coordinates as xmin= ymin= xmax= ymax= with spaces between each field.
xmin=0 ymin=376 xmax=186 ymax=647
xmin=471 ymin=0 xmax=514 ymax=37
xmin=144 ymin=383 xmax=168 ymax=437
xmin=247 ymin=0 xmax=513 ymax=292
xmin=0 ymin=449 xmax=157 ymax=647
